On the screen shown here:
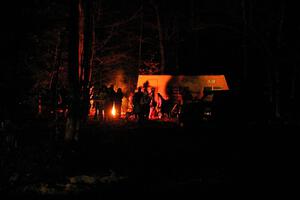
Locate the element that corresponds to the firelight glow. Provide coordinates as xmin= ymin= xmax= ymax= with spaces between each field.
xmin=137 ymin=74 xmax=229 ymax=100
xmin=111 ymin=102 xmax=116 ymax=117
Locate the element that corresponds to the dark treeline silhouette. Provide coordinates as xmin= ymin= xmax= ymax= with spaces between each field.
xmin=1 ymin=0 xmax=300 ymax=129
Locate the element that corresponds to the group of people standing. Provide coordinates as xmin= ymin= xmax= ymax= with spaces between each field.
xmin=92 ymin=84 xmax=160 ymax=122
xmin=128 ymin=85 xmax=195 ymax=122
xmin=92 ymin=85 xmax=124 ymax=121
xmin=130 ymin=87 xmax=154 ymax=122
xmin=92 ymin=84 xmax=192 ymax=122
xmin=129 ymin=86 xmax=173 ymax=122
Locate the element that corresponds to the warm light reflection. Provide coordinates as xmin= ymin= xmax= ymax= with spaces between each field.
xmin=137 ymin=74 xmax=229 ymax=100
xmin=111 ymin=102 xmax=116 ymax=117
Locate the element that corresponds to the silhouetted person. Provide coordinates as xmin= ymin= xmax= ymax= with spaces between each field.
xmin=125 ymin=92 xmax=134 ymax=120
xmin=140 ymin=89 xmax=151 ymax=121
xmin=149 ymin=87 xmax=157 ymax=119
xmin=93 ymin=88 xmax=100 ymax=120
xmin=157 ymin=93 xmax=172 ymax=119
xmin=133 ymin=87 xmax=143 ymax=120
xmin=103 ymin=85 xmax=112 ymax=121
xmin=105 ymin=85 xmax=116 ymax=120
xmin=95 ymin=86 xmax=107 ymax=121
xmin=115 ymin=88 xmax=124 ymax=119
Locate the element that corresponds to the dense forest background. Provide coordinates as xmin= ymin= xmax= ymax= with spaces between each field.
xmin=1 ymin=0 xmax=300 ymax=125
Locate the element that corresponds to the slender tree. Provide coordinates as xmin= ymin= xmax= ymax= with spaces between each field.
xmin=274 ymin=1 xmax=286 ymax=119
xmin=65 ymin=0 xmax=95 ymax=141
xmin=151 ymin=0 xmax=165 ymax=74
xmin=241 ymin=0 xmax=248 ymax=84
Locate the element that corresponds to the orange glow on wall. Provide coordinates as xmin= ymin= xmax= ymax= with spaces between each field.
xmin=137 ymin=75 xmax=229 ymax=100
xmin=198 ymin=75 xmax=229 ymax=97
xmin=137 ymin=75 xmax=172 ymax=99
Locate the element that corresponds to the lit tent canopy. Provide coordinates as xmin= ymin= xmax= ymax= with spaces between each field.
xmin=137 ymin=75 xmax=229 ymax=100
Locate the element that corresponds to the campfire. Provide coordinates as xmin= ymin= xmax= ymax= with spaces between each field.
xmin=111 ymin=102 xmax=116 ymax=117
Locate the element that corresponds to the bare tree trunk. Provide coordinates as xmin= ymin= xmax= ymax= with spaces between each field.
xmin=65 ymin=0 xmax=95 ymax=141
xmin=290 ymin=64 xmax=296 ymax=100
xmin=53 ymin=32 xmax=62 ymax=138
xmin=274 ymin=2 xmax=285 ymax=120
xmin=138 ymin=5 xmax=143 ymax=69
xmin=190 ymin=0 xmax=194 ymax=29
xmin=289 ymin=63 xmax=297 ymax=121
xmin=241 ymin=0 xmax=248 ymax=84
xmin=65 ymin=0 xmax=83 ymax=141
xmin=82 ymin=0 xmax=95 ymax=123
xmin=152 ymin=1 xmax=165 ymax=74
xmin=175 ymin=35 xmax=179 ymax=73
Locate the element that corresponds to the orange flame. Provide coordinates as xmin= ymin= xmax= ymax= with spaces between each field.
xmin=111 ymin=102 xmax=116 ymax=117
